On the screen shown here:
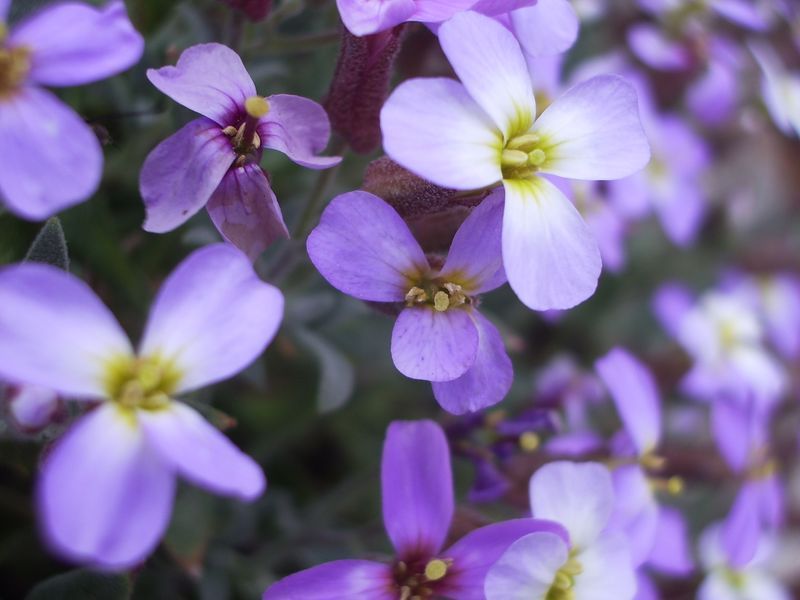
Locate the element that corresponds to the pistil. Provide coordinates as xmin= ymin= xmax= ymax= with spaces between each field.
xmin=223 ymin=95 xmax=270 ymax=167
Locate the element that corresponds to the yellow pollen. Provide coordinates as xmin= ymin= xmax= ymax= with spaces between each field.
xmin=501 ymin=149 xmax=529 ymax=167
xmin=433 ymin=291 xmax=450 ymax=312
xmin=666 ymin=476 xmax=684 ymax=495
xmin=245 ymin=95 xmax=270 ymax=118
xmin=641 ymin=453 xmax=666 ymax=471
xmin=405 ymin=286 xmax=428 ymax=305
xmin=528 ymin=148 xmax=546 ymax=166
xmin=104 ymin=355 xmax=180 ymax=411
xmin=424 ymin=559 xmax=449 ymax=581
xmin=0 ymin=44 xmax=32 ymax=98
xmin=506 ymin=133 xmax=540 ymax=151
xmin=519 ymin=431 xmax=540 ymax=452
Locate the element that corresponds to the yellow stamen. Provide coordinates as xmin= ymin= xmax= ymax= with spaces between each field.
xmin=666 ymin=476 xmax=684 ymax=495
xmin=245 ymin=95 xmax=270 ymax=118
xmin=501 ymin=149 xmax=529 ymax=167
xmin=433 ymin=291 xmax=450 ymax=312
xmin=506 ymin=133 xmax=540 ymax=151
xmin=519 ymin=431 xmax=540 ymax=452
xmin=528 ymin=148 xmax=546 ymax=166
xmin=424 ymin=559 xmax=449 ymax=581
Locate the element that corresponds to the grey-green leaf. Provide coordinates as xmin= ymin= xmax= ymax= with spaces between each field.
xmin=26 ymin=569 xmax=130 ymax=600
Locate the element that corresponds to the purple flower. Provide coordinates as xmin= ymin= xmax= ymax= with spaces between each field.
xmin=0 ymin=244 xmax=284 ymax=569
xmin=381 ymin=11 xmax=650 ymax=310
xmin=307 ymin=189 xmax=513 ymax=414
xmin=263 ymin=420 xmax=564 ymax=599
xmin=0 ymin=0 xmax=143 ymax=219
xmin=485 ymin=461 xmax=636 ymax=600
xmin=139 ymin=43 xmax=341 ymax=260
xmin=5 ymin=383 xmax=61 ymax=433
xmin=750 ymin=41 xmax=800 ymax=137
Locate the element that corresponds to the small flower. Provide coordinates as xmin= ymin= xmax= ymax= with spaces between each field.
xmin=0 ymin=244 xmax=284 ymax=569
xmin=750 ymin=41 xmax=800 ymax=138
xmin=0 ymin=0 xmax=143 ymax=219
xmin=307 ymin=189 xmax=512 ymax=414
xmin=140 ymin=43 xmax=341 ymax=260
xmin=4 ymin=383 xmax=62 ymax=433
xmin=485 ymin=461 xmax=636 ymax=600
xmin=263 ymin=419 xmax=564 ymax=599
xmin=381 ymin=11 xmax=650 ymax=310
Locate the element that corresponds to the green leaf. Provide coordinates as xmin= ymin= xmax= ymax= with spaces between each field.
xmin=24 ymin=217 xmax=69 ymax=271
xmin=26 ymin=569 xmax=130 ymax=600
xmin=293 ymin=327 xmax=355 ymax=413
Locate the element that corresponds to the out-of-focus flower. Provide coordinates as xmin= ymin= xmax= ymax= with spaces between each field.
xmin=0 ymin=0 xmax=143 ymax=219
xmin=263 ymin=420 xmax=564 ymax=599
xmin=485 ymin=461 xmax=636 ymax=600
xmin=750 ymin=41 xmax=800 ymax=137
xmin=0 ymin=244 xmax=284 ymax=569
xmin=382 ymin=11 xmax=650 ymax=311
xmin=4 ymin=383 xmax=61 ymax=433
xmin=140 ymin=43 xmax=341 ymax=260
xmin=307 ymin=189 xmax=512 ymax=414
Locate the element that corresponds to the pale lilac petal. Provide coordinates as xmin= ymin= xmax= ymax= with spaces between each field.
xmin=207 ymin=165 xmax=289 ymax=261
xmin=391 ymin=307 xmax=479 ymax=382
xmin=585 ymin=198 xmax=627 ymax=273
xmin=651 ymin=283 xmax=694 ymax=339
xmin=698 ymin=573 xmax=745 ymax=600
xmin=8 ymin=384 xmax=59 ymax=431
xmin=381 ymin=77 xmax=502 ymax=189
xmin=763 ymin=274 xmax=800 ymax=359
xmin=335 ymin=0 xmax=416 ymax=36
xmin=653 ymin=179 xmax=706 ymax=246
xmin=530 ymin=461 xmax=614 ymax=548
xmin=0 ymin=87 xmax=102 ymax=220
xmin=10 ymin=0 xmax=143 ymax=87
xmin=627 ymin=24 xmax=692 ymax=71
xmin=263 ymin=560 xmax=394 ymax=599
xmin=471 ymin=0 xmax=538 ymax=15
xmin=686 ymin=61 xmax=738 ymax=126
xmin=595 ymin=348 xmax=661 ymax=455
xmin=139 ymin=402 xmax=264 ymax=500
xmin=533 ymin=75 xmax=651 ymax=180
xmin=147 ymin=43 xmax=256 ymax=124
xmin=609 ymin=465 xmax=658 ymax=566
xmin=0 ymin=0 xmax=9 ymax=21
xmin=140 ymin=118 xmax=235 ymax=233
xmin=38 ymin=404 xmax=175 ymax=570
xmin=710 ymin=399 xmax=753 ymax=472
xmin=259 ymin=94 xmax=341 ymax=169
xmin=440 ymin=188 xmax=506 ymax=294
xmin=647 ymin=507 xmax=694 ymax=575
xmin=712 ymin=0 xmax=769 ymax=30
xmin=635 ymin=573 xmax=659 ymax=600
xmin=510 ymin=0 xmax=579 ymax=58
xmin=432 ymin=310 xmax=512 ymax=414
xmin=750 ymin=42 xmax=800 ymax=137
xmin=484 ymin=531 xmax=568 ymax=600
xmin=140 ymin=244 xmax=283 ymax=394
xmin=382 ymin=420 xmax=453 ymax=558
xmin=573 ymin=530 xmax=636 ymax=600
xmin=0 ymin=263 xmax=132 ymax=397
xmin=307 ymin=191 xmax=427 ymax=302
xmin=439 ymin=11 xmax=536 ymax=134
xmin=502 ymin=178 xmax=601 ymax=310
xmin=545 ymin=431 xmax=604 ymax=456
xmin=721 ymin=483 xmax=761 ymax=568
xmin=445 ymin=519 xmax=568 ymax=599
xmin=410 ymin=0 xmax=480 ymax=22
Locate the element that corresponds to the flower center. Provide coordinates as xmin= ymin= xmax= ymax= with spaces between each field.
xmin=500 ymin=132 xmax=549 ymax=180
xmin=546 ymin=554 xmax=582 ymax=600
xmin=393 ymin=557 xmax=452 ymax=599
xmin=222 ymin=95 xmax=269 ymax=167
xmin=104 ymin=355 xmax=181 ymax=411
xmin=405 ymin=280 xmax=471 ymax=312
xmin=0 ymin=38 xmax=32 ymax=99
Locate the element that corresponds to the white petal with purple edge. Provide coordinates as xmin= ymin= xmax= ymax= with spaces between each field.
xmin=307 ymin=191 xmax=427 ymax=302
xmin=139 ymin=402 xmax=264 ymax=500
xmin=381 ymin=77 xmax=502 ymax=190
xmin=534 ymin=75 xmax=651 ymax=180
xmin=530 ymin=461 xmax=614 ymax=549
xmin=140 ymin=118 xmax=236 ymax=233
xmin=0 ymin=88 xmax=102 ymax=220
xmin=140 ymin=244 xmax=284 ymax=394
xmin=510 ymin=0 xmax=579 ymax=58
xmin=147 ymin=43 xmax=256 ymax=124
xmin=573 ymin=530 xmax=636 ymax=600
xmin=391 ymin=307 xmax=479 ymax=382
xmin=0 ymin=263 xmax=132 ymax=398
xmin=10 ymin=0 xmax=143 ymax=87
xmin=432 ymin=310 xmax=512 ymax=414
xmin=38 ymin=404 xmax=175 ymax=570
xmin=502 ymin=177 xmax=601 ymax=311
xmin=484 ymin=531 xmax=568 ymax=600
xmin=439 ymin=11 xmax=536 ymax=135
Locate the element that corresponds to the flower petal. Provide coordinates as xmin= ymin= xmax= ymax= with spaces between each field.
xmin=382 ymin=420 xmax=453 ymax=558
xmin=140 ymin=118 xmax=235 ymax=233
xmin=440 ymin=188 xmax=506 ymax=294
xmin=38 ymin=404 xmax=175 ymax=570
xmin=484 ymin=531 xmax=568 ymax=600
xmin=444 ymin=519 xmax=568 ymax=599
xmin=573 ymin=530 xmax=636 ymax=600
xmin=509 ymin=0 xmax=579 ymax=58
xmin=140 ymin=244 xmax=283 ymax=394
xmin=432 ymin=310 xmax=512 ymax=414
xmin=335 ymin=0 xmax=416 ymax=36
xmin=10 ymin=0 xmax=143 ymax=87
xmin=207 ymin=164 xmax=289 ymax=261
xmin=139 ymin=402 xmax=264 ymax=500
xmin=627 ymin=24 xmax=692 ymax=71
xmin=147 ymin=43 xmax=256 ymax=124
xmin=391 ymin=307 xmax=479 ymax=382
xmin=595 ymin=347 xmax=661 ymax=455
xmin=381 ymin=77 xmax=502 ymax=190
xmin=260 ymin=94 xmax=341 ymax=169
xmin=439 ymin=11 xmax=536 ymax=135
xmin=502 ymin=177 xmax=601 ymax=310
xmin=307 ymin=191 xmax=427 ymax=302
xmin=0 ymin=263 xmax=131 ymax=398
xmin=534 ymin=75 xmax=651 ymax=180
xmin=651 ymin=282 xmax=694 ymax=339
xmin=8 ymin=384 xmax=60 ymax=432
xmin=608 ymin=465 xmax=658 ymax=566
xmin=0 ymin=87 xmax=102 ymax=220
xmin=263 ymin=560 xmax=394 ymax=600
xmin=0 ymin=0 xmax=10 ymax=21
xmin=530 ymin=461 xmax=614 ymax=549
xmin=647 ymin=507 xmax=694 ymax=575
